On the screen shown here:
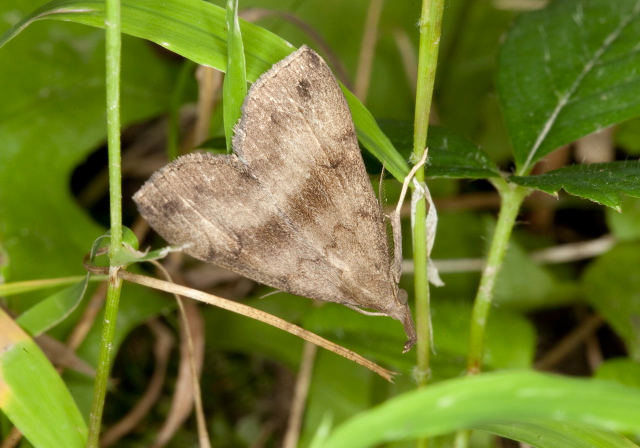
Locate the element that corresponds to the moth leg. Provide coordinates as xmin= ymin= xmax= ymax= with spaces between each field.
xmin=378 ymin=163 xmax=388 ymax=208
xmin=346 ymin=298 xmax=417 ymax=352
xmin=258 ymin=290 xmax=284 ymax=299
xmin=389 ymin=209 xmax=403 ymax=285
xmin=343 ymin=303 xmax=387 ymax=317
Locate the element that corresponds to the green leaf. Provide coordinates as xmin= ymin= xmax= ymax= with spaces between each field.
xmin=615 ymin=117 xmax=640 ymax=156
xmin=121 ymin=226 xmax=139 ymax=250
xmin=303 ymin=298 xmax=534 ymax=374
xmin=425 ymin=126 xmax=500 ymax=179
xmin=70 ymin=281 xmax=174 ymax=416
xmin=16 ymin=279 xmax=88 ymax=337
xmin=376 ymin=122 xmax=500 ymax=179
xmin=478 ymin=421 xmax=640 ymax=448
xmin=0 ymin=275 xmax=104 ymax=297
xmin=606 ymin=196 xmax=640 ymax=240
xmin=582 ymin=242 xmax=640 ymax=361
xmin=167 ymin=59 xmax=197 ymax=160
xmin=596 ymin=358 xmax=640 ymax=389
xmin=309 ymin=413 xmax=333 ymax=448
xmin=0 ymin=0 xmax=175 ymax=310
xmin=489 ymin=215 xmax=579 ymax=310
xmin=0 ymin=0 xmax=175 ymax=418
xmin=203 ymin=293 xmax=309 ymax=369
xmin=1 ymin=0 xmax=409 ymax=180
xmin=343 ymin=90 xmax=409 ymax=179
xmin=498 ymin=0 xmax=640 ymax=174
xmin=106 ymin=226 xmax=144 ymax=265
xmin=223 ymin=0 xmax=246 ymax=153
xmin=323 ymin=370 xmax=640 ymax=448
xmin=113 ymin=244 xmax=190 ymax=266
xmin=437 ymin=1 xmax=513 ymax=142
xmin=510 ymin=161 xmax=640 ymax=210
xmin=0 ymin=308 xmax=87 ymax=448
xmin=440 ymin=302 xmax=535 ymax=371
xmin=202 ymin=295 xmax=376 ymax=444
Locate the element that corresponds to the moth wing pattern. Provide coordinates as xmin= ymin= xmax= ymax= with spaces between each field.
xmin=133 ymin=46 xmax=416 ymax=351
xmin=232 ymin=47 xmax=399 ymax=309
xmin=135 ymin=152 xmax=345 ymax=302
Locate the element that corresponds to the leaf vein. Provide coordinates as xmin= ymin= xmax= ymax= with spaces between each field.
xmin=521 ymin=1 xmax=640 ymax=174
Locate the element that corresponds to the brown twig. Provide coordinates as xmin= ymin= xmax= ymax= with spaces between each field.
xmin=100 ymin=319 xmax=175 ymax=447
xmin=189 ymin=66 xmax=223 ymax=150
xmin=149 ymin=260 xmax=209 ymax=448
xmin=393 ymin=28 xmax=418 ymax=96
xmin=534 ymin=314 xmax=604 ymax=371
xmin=355 ymin=0 xmax=385 ymax=102
xmin=66 ymin=281 xmax=108 ymax=351
xmin=152 ymin=300 xmax=208 ymax=448
xmin=585 ymin=323 xmax=604 ymax=372
xmin=283 ymin=341 xmax=317 ymax=448
xmin=36 ymin=335 xmax=95 ymax=376
xmin=529 ymin=235 xmax=615 ymax=265
xmin=403 ymin=234 xmax=616 ymax=275
xmin=0 ymin=427 xmax=22 ymax=448
xmin=83 ymin=258 xmax=395 ymax=381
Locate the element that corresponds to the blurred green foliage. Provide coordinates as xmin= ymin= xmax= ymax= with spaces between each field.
xmin=1 ymin=0 xmax=640 ymax=447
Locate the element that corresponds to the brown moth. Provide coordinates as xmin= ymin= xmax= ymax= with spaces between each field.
xmin=133 ymin=46 xmax=417 ymax=352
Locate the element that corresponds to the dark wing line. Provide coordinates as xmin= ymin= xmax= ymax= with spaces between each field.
xmin=232 ymin=151 xmax=346 ymax=287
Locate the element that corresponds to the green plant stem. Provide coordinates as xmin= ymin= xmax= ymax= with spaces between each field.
xmin=454 ymin=181 xmax=527 ymax=448
xmin=467 ymin=180 xmax=528 ymax=374
xmin=105 ymin=8 xmax=122 ymax=258
xmin=411 ymin=1 xmax=443 ymax=444
xmin=412 ymin=0 xmax=444 ymax=393
xmin=87 ymin=0 xmax=123 ymax=445
xmin=87 ymin=273 xmax=122 ymax=447
xmin=223 ymin=0 xmax=246 ymax=153
xmin=453 ymin=429 xmax=470 ymax=448
xmin=412 ymin=186 xmax=430 ymax=387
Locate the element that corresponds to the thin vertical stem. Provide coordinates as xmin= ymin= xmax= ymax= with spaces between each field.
xmin=412 ymin=0 xmax=445 ymax=389
xmin=223 ymin=0 xmax=246 ymax=153
xmin=412 ymin=3 xmax=444 ymax=446
xmin=87 ymin=273 xmax=122 ymax=447
xmin=86 ymin=0 xmax=123 ymax=444
xmin=455 ymin=182 xmax=527 ymax=448
xmin=105 ymin=4 xmax=122 ymax=257
xmin=413 ymin=1 xmax=443 ymax=155
xmin=467 ymin=180 xmax=528 ymax=373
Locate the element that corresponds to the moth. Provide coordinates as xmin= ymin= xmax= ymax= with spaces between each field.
xmin=133 ymin=46 xmax=417 ymax=352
